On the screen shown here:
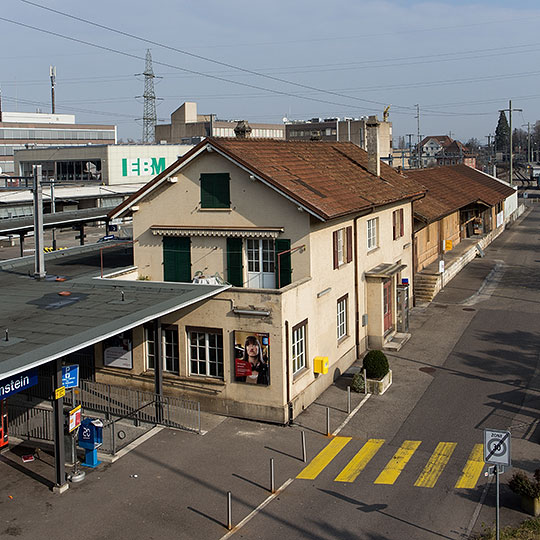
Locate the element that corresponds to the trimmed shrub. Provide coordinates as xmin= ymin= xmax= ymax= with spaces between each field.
xmin=509 ymin=470 xmax=540 ymax=499
xmin=351 ymin=372 xmax=365 ymax=393
xmin=362 ymin=350 xmax=389 ymax=380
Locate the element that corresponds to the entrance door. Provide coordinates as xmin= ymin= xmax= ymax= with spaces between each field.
xmin=247 ymin=239 xmax=275 ymax=288
xmin=383 ymin=279 xmax=393 ymax=333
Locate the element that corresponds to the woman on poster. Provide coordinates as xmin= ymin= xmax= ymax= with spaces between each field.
xmin=241 ymin=335 xmax=269 ymax=385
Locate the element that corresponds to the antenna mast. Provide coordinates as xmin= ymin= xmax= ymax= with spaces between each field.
xmin=50 ymin=66 xmax=56 ymax=114
xmin=142 ymin=49 xmax=157 ymax=143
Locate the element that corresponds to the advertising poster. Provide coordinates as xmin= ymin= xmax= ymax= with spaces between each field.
xmin=103 ymin=331 xmax=132 ymax=369
xmin=234 ymin=331 xmax=270 ymax=386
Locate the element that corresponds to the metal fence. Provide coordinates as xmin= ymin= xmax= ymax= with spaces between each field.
xmin=66 ymin=380 xmax=201 ymax=434
xmin=8 ymin=404 xmax=54 ymax=442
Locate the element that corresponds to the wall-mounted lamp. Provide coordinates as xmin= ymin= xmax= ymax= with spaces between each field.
xmin=132 ymin=205 xmax=140 ymax=212
xmin=317 ymin=287 xmax=332 ymax=298
xmin=232 ymin=307 xmax=271 ymax=317
xmin=167 ymin=177 xmax=178 ymax=184
xmin=249 ymin=174 xmax=256 ymax=182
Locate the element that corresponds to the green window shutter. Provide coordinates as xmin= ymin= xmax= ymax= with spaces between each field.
xmin=275 ymin=238 xmax=292 ymax=288
xmin=163 ymin=236 xmax=191 ymax=282
xmin=226 ymin=238 xmax=243 ymax=287
xmin=200 ymin=173 xmax=230 ymax=208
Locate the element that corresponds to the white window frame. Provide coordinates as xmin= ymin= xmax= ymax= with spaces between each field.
xmin=336 ymin=228 xmax=345 ymax=266
xmin=337 ymin=296 xmax=348 ymax=340
xmin=367 ymin=218 xmax=378 ymax=251
xmin=188 ymin=329 xmax=224 ymax=379
xmin=144 ymin=324 xmax=179 ymax=374
xmin=292 ymin=321 xmax=307 ymax=374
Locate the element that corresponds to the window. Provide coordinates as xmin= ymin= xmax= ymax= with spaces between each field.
xmin=367 ymin=218 xmax=378 ymax=250
xmin=200 ymin=173 xmax=230 ymax=209
xmin=337 ymin=295 xmax=348 ymax=340
xmin=393 ymin=208 xmax=404 ymax=240
xmin=189 ymin=329 xmax=223 ymax=378
xmin=144 ymin=324 xmax=179 ymax=374
xmin=333 ymin=226 xmax=353 ymax=268
xmin=292 ymin=321 xmax=307 ymax=374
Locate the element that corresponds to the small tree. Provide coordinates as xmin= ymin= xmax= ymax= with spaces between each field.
xmin=362 ymin=350 xmax=389 ymax=380
xmin=495 ymin=111 xmax=510 ymax=154
xmin=509 ymin=469 xmax=540 ymax=499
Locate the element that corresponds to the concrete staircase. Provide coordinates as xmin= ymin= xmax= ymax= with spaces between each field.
xmin=414 ymin=273 xmax=440 ymax=303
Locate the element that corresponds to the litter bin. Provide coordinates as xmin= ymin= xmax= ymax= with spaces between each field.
xmin=78 ymin=418 xmax=103 ymax=468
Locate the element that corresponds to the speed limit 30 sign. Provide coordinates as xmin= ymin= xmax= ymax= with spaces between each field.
xmin=484 ymin=429 xmax=511 ymax=466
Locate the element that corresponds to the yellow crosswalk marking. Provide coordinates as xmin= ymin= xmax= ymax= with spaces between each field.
xmin=296 ymin=437 xmax=352 ymax=480
xmin=455 ymin=444 xmax=484 ymax=489
xmin=414 ymin=442 xmax=457 ymax=488
xmin=335 ymin=439 xmax=385 ymax=483
xmin=374 ymin=440 xmax=422 ymax=485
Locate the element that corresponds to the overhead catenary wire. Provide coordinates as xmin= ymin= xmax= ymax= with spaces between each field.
xmin=0 ymin=15 xmax=414 ymax=115
xmin=12 ymin=0 xmax=416 ymax=113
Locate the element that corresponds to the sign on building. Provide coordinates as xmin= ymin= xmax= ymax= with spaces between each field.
xmin=121 ymin=157 xmax=166 ymax=177
xmin=0 ymin=368 xmax=38 ymax=399
xmin=62 ymin=365 xmax=79 ymax=389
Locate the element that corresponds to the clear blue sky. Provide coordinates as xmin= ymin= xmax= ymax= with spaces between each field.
xmin=2 ymin=0 xmax=540 ymax=144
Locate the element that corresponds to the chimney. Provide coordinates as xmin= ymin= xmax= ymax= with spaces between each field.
xmin=234 ymin=120 xmax=252 ymax=139
xmin=366 ymin=115 xmax=380 ymax=177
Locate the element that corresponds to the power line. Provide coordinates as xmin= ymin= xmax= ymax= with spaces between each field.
xmin=0 ymin=15 xmax=411 ymax=115
xmin=13 ymin=0 xmax=415 ymax=113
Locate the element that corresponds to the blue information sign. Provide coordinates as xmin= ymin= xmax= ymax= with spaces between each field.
xmin=0 ymin=368 xmax=38 ymax=399
xmin=62 ymin=365 xmax=79 ymax=389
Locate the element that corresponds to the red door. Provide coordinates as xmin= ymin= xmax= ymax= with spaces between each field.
xmin=383 ymin=280 xmax=393 ymax=333
xmin=0 ymin=399 xmax=8 ymax=448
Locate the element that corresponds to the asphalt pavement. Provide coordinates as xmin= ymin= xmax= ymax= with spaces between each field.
xmin=1 ymin=203 xmax=539 ymax=540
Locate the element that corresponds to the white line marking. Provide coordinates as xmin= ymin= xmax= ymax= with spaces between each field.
xmin=464 ymin=476 xmax=491 ymax=539
xmin=218 ymin=478 xmax=294 ymax=540
xmin=332 ymin=393 xmax=372 ymax=436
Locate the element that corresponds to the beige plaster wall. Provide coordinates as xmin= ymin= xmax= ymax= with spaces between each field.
xmin=132 ymin=151 xmax=312 ymax=283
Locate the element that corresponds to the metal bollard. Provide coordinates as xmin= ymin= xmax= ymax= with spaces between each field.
xmin=326 ymin=407 xmax=330 ymax=436
xmin=347 ymin=386 xmax=351 ymax=414
xmin=301 ymin=431 xmax=307 ymax=463
xmin=270 ymin=458 xmax=275 ymax=493
xmin=363 ymin=368 xmax=367 ymax=394
xmin=227 ymin=491 xmax=232 ymax=530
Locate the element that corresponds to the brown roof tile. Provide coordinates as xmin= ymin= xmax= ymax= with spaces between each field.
xmin=212 ymin=138 xmax=425 ymax=219
xmin=110 ymin=138 xmax=425 ymax=221
xmin=406 ymin=164 xmax=515 ymax=223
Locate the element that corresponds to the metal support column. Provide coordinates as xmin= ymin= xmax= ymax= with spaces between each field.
xmin=19 ymin=233 xmax=25 ymax=258
xmin=52 ymin=357 xmax=68 ymax=492
xmin=77 ymin=224 xmax=85 ymax=246
xmin=153 ymin=318 xmax=163 ymax=423
xmin=33 ymin=165 xmax=46 ymax=279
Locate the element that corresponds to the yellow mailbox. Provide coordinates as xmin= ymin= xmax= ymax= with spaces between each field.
xmin=313 ymin=356 xmax=329 ymax=374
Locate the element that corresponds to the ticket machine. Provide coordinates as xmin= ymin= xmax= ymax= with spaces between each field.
xmin=0 ymin=399 xmax=8 ymax=449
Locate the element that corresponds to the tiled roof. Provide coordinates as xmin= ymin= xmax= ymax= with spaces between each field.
xmin=111 ymin=139 xmax=425 ymax=221
xmin=203 ymin=139 xmax=425 ymax=219
xmin=419 ymin=135 xmax=453 ymax=148
xmin=406 ymin=164 xmax=515 ymax=223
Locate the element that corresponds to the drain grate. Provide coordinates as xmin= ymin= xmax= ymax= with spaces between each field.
xmin=462 ymin=307 xmax=476 ymax=312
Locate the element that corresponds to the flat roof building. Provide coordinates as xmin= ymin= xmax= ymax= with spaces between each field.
xmin=155 ymin=102 xmax=285 ymax=144
xmin=0 ymin=111 xmax=117 ymax=176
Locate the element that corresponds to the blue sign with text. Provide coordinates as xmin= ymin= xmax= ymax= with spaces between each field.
xmin=0 ymin=368 xmax=38 ymax=399
xmin=62 ymin=365 xmax=79 ymax=389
